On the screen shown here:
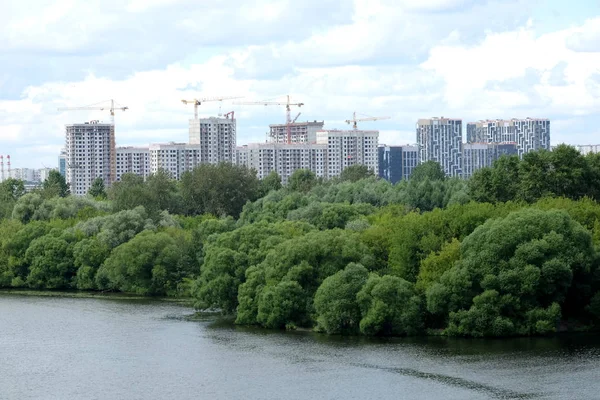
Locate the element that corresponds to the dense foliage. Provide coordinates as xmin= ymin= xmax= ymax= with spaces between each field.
xmin=2 ymin=150 xmax=600 ymax=337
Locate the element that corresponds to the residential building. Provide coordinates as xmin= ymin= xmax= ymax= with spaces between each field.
xmin=10 ymin=168 xmax=36 ymax=182
xmin=149 ymin=142 xmax=201 ymax=180
xmin=236 ymin=142 xmax=327 ymax=184
xmin=466 ymin=118 xmax=551 ymax=156
xmin=58 ymin=148 xmax=67 ymax=177
xmin=462 ymin=142 xmax=518 ymax=179
xmin=416 ymin=117 xmax=463 ymax=177
xmin=378 ymin=145 xmax=418 ymax=183
xmin=38 ymin=168 xmax=55 ymax=182
xmin=65 ymin=121 xmax=115 ymax=196
xmin=116 ymin=146 xmax=151 ymax=181
xmin=269 ymin=121 xmax=325 ymax=144
xmin=189 ymin=117 xmax=236 ymax=164
xmin=575 ymin=144 xmax=600 ymax=155
xmin=316 ymin=129 xmax=379 ymax=178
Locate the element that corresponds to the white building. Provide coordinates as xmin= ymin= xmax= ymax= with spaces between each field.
xmin=189 ymin=117 xmax=236 ymax=164
xmin=149 ymin=142 xmax=201 ymax=180
xmin=236 ymin=142 xmax=327 ymax=184
xmin=417 ymin=117 xmax=463 ymax=177
xmin=10 ymin=168 xmax=36 ymax=182
xmin=317 ymin=129 xmax=379 ymax=178
xmin=574 ymin=144 xmax=600 ymax=155
xmin=116 ymin=146 xmax=151 ymax=181
xmin=269 ymin=121 xmax=325 ymax=144
xmin=65 ymin=121 xmax=115 ymax=196
xmin=38 ymin=168 xmax=55 ymax=182
xmin=462 ymin=142 xmax=518 ymax=179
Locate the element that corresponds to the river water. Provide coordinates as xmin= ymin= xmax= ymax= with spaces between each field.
xmin=1 ymin=295 xmax=599 ymax=400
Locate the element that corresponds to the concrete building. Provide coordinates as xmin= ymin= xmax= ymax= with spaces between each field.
xmin=38 ymin=168 xmax=55 ymax=183
xmin=466 ymin=118 xmax=551 ymax=156
xmin=189 ymin=117 xmax=236 ymax=164
xmin=377 ymin=145 xmax=418 ymax=183
xmin=149 ymin=142 xmax=201 ymax=180
xmin=462 ymin=142 xmax=518 ymax=179
xmin=236 ymin=142 xmax=327 ymax=184
xmin=575 ymin=144 xmax=600 ymax=155
xmin=317 ymin=129 xmax=379 ymax=178
xmin=269 ymin=121 xmax=325 ymax=144
xmin=58 ymin=148 xmax=67 ymax=177
xmin=65 ymin=121 xmax=115 ymax=196
xmin=116 ymin=146 xmax=151 ymax=181
xmin=416 ymin=117 xmax=463 ymax=177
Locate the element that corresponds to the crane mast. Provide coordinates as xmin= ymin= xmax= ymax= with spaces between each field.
xmin=234 ymin=95 xmax=304 ymax=144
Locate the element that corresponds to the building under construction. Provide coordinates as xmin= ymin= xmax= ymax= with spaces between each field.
xmin=268 ymin=121 xmax=324 ymax=144
xmin=65 ymin=120 xmax=115 ymax=196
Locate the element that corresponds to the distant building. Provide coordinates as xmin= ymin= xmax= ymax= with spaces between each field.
xmin=466 ymin=118 xmax=550 ymax=156
xmin=269 ymin=121 xmax=325 ymax=144
xmin=416 ymin=117 xmax=463 ymax=177
xmin=574 ymin=144 xmax=600 ymax=155
xmin=149 ymin=142 xmax=201 ymax=180
xmin=378 ymin=145 xmax=418 ymax=183
xmin=189 ymin=117 xmax=236 ymax=164
xmin=116 ymin=146 xmax=151 ymax=181
xmin=10 ymin=168 xmax=36 ymax=182
xmin=65 ymin=121 xmax=115 ymax=196
xmin=317 ymin=129 xmax=379 ymax=178
xmin=462 ymin=142 xmax=518 ymax=179
xmin=38 ymin=168 xmax=55 ymax=183
xmin=58 ymin=148 xmax=67 ymax=177
xmin=236 ymin=142 xmax=327 ymax=184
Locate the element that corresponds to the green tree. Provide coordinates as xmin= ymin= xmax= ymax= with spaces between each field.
xmin=42 ymin=170 xmax=70 ymax=198
xmin=88 ymin=178 xmax=107 ymax=199
xmin=340 ymin=165 xmax=373 ymax=182
xmin=180 ymin=163 xmax=260 ymax=218
xmin=288 ymin=169 xmax=317 ymax=192
xmin=410 ymin=161 xmax=445 ymax=183
xmin=314 ymin=263 xmax=369 ymax=334
xmin=260 ymin=170 xmax=282 ymax=196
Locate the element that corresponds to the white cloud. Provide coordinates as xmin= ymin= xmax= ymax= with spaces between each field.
xmin=0 ymin=0 xmax=599 ymax=168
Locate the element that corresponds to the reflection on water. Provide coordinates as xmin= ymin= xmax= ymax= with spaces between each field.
xmin=1 ymin=294 xmax=599 ymax=400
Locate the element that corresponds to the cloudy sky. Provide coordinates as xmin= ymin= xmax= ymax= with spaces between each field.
xmin=1 ymin=0 xmax=599 ymax=168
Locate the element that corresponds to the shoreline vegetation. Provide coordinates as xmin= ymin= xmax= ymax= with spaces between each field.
xmin=1 ymin=147 xmax=600 ymax=337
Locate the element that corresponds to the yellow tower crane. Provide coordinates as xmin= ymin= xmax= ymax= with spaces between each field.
xmin=345 ymin=111 xmax=390 ymax=130
xmin=181 ymin=96 xmax=244 ymax=119
xmin=234 ymin=95 xmax=304 ymax=144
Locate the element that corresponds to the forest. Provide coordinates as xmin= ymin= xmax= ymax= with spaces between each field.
xmin=1 ymin=144 xmax=600 ymax=337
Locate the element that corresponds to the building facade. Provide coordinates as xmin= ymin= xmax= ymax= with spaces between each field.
xmin=466 ymin=118 xmax=550 ymax=156
xmin=58 ymin=148 xmax=67 ymax=177
xmin=149 ymin=142 xmax=201 ymax=180
xmin=269 ymin=121 xmax=325 ymax=144
xmin=575 ymin=144 xmax=600 ymax=155
xmin=462 ymin=142 xmax=518 ymax=179
xmin=65 ymin=121 xmax=115 ymax=196
xmin=116 ymin=146 xmax=151 ymax=181
xmin=317 ymin=129 xmax=379 ymax=178
xmin=189 ymin=117 xmax=236 ymax=164
xmin=377 ymin=145 xmax=418 ymax=183
xmin=236 ymin=143 xmax=327 ymax=184
xmin=416 ymin=118 xmax=463 ymax=177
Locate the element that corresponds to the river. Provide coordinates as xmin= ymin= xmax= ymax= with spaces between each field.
xmin=1 ymin=294 xmax=599 ymax=400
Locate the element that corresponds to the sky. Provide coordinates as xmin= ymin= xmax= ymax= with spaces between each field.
xmin=1 ymin=0 xmax=599 ymax=168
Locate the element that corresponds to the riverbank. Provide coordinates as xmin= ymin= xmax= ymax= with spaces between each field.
xmin=0 ymin=289 xmax=195 ymax=306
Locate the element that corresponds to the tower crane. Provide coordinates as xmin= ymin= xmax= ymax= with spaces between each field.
xmin=181 ymin=96 xmax=243 ymax=119
xmin=234 ymin=95 xmax=304 ymax=144
xmin=345 ymin=111 xmax=390 ymax=130
xmin=292 ymin=112 xmax=301 ymax=123
xmin=57 ymin=99 xmax=128 ymax=125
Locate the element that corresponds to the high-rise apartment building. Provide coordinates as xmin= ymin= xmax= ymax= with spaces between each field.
xmin=416 ymin=118 xmax=463 ymax=177
xmin=462 ymin=143 xmax=518 ymax=179
xmin=377 ymin=145 xmax=418 ymax=183
xmin=575 ymin=144 xmax=600 ymax=155
xmin=269 ymin=121 xmax=325 ymax=143
xmin=65 ymin=121 xmax=115 ymax=196
xmin=236 ymin=142 xmax=327 ymax=184
xmin=316 ymin=129 xmax=379 ymax=177
xmin=149 ymin=142 xmax=201 ymax=180
xmin=466 ymin=118 xmax=550 ymax=156
xmin=189 ymin=117 xmax=235 ymax=164
xmin=116 ymin=146 xmax=151 ymax=181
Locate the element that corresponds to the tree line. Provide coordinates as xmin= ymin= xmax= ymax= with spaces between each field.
xmin=1 ymin=144 xmax=600 ymax=337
